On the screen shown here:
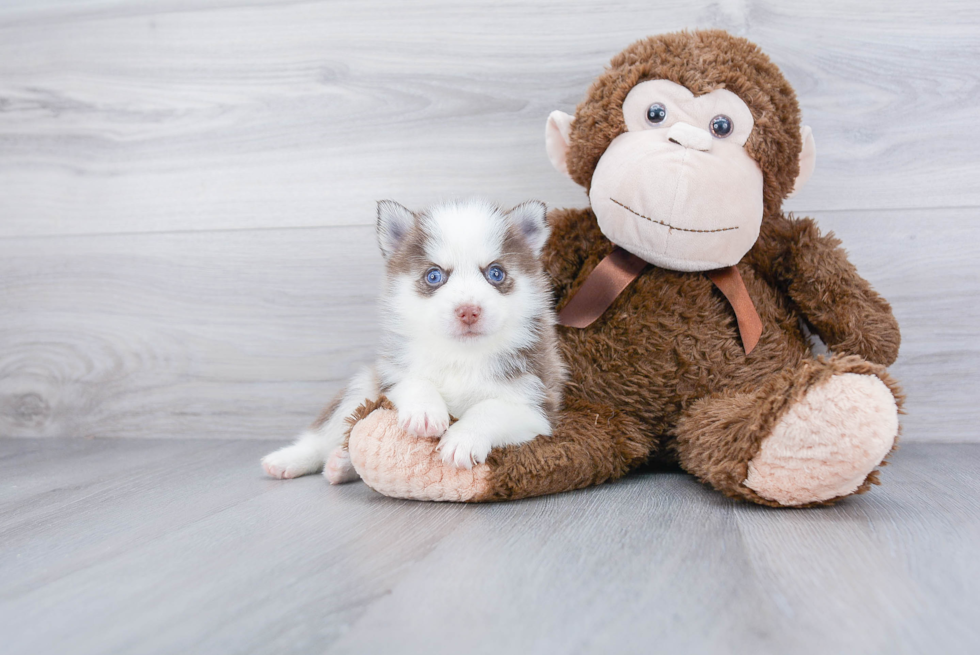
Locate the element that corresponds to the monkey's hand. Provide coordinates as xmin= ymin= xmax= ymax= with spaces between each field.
xmin=754 ymin=214 xmax=901 ymax=366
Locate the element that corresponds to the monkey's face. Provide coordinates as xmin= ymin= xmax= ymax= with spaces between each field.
xmin=545 ymin=32 xmax=817 ymax=272
xmin=589 ymin=80 xmax=763 ymax=272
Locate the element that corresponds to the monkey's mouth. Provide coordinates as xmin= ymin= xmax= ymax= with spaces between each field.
xmin=610 ymin=198 xmax=739 ymax=234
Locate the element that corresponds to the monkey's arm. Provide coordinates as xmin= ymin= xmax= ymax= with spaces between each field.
xmin=751 ymin=214 xmax=901 ymax=366
xmin=542 ymin=207 xmax=611 ymax=304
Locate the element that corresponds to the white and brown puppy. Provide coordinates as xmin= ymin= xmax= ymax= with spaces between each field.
xmin=262 ymin=199 xmax=566 ymax=482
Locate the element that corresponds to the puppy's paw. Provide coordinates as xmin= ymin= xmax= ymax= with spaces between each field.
xmin=324 ymin=447 xmax=361 ymax=485
xmin=437 ymin=425 xmax=492 ymax=469
xmin=261 ymin=442 xmax=323 ymax=479
xmin=397 ymin=400 xmax=450 ymax=438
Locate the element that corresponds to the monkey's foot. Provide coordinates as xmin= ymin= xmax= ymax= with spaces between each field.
xmin=744 ymin=373 xmax=899 ymax=506
xmin=347 ymin=408 xmax=491 ymax=502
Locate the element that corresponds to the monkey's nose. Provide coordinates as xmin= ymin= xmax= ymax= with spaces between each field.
xmin=667 ymin=122 xmax=713 ymax=151
xmin=455 ymin=304 xmax=482 ymax=326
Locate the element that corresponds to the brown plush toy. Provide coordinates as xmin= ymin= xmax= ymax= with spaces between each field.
xmin=344 ymin=29 xmax=903 ymax=507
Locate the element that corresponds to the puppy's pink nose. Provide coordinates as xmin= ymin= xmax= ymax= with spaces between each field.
xmin=455 ymin=305 xmax=482 ymax=325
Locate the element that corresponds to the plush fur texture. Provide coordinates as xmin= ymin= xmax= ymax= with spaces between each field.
xmin=744 ymin=372 xmax=899 ymax=506
xmin=587 ymin=80 xmax=768 ymax=271
xmin=345 ymin=397 xmax=492 ymax=502
xmin=566 ymin=29 xmax=803 ymax=219
xmin=343 ymin=30 xmax=904 ymax=507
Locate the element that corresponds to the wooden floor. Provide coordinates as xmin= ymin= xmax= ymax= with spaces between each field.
xmin=2 ymin=439 xmax=978 ymax=654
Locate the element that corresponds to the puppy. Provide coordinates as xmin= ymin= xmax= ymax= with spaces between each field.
xmin=262 ymin=198 xmax=566 ymax=483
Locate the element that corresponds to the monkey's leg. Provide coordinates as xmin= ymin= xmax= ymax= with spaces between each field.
xmin=346 ymin=397 xmax=654 ymax=502
xmin=673 ymin=355 xmax=902 ymax=507
xmin=480 ymin=398 xmax=655 ymax=501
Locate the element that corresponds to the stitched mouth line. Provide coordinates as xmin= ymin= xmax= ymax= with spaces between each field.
xmin=610 ymin=198 xmax=739 ymax=233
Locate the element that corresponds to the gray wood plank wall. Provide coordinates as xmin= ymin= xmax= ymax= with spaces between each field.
xmin=1 ymin=0 xmax=977 ymax=441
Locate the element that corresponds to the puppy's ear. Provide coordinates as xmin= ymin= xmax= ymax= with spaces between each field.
xmin=506 ymin=200 xmax=550 ymax=256
xmin=376 ymin=200 xmax=415 ymax=259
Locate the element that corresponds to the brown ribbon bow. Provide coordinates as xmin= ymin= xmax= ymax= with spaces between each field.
xmin=557 ymin=247 xmax=763 ymax=355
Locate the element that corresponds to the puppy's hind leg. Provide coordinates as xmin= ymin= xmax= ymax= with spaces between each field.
xmin=261 ymin=366 xmax=379 ymax=481
xmin=262 ymin=429 xmax=330 ymax=480
xmin=324 ymin=447 xmax=360 ymax=485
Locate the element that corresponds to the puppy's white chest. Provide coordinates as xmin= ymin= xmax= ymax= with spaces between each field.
xmin=434 ymin=366 xmax=499 ymax=417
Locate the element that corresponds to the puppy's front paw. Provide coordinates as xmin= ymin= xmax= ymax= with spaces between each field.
xmin=398 ymin=401 xmax=450 ymax=438
xmin=437 ymin=425 xmax=492 ymax=469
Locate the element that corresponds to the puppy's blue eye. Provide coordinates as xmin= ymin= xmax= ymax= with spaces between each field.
xmin=485 ymin=265 xmax=506 ymax=285
xmin=425 ymin=267 xmax=444 ymax=286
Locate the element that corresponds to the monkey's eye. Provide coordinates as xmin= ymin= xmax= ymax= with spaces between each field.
xmin=646 ymin=103 xmax=667 ymax=125
xmin=710 ymin=115 xmax=733 ymax=138
xmin=485 ymin=264 xmax=506 ymax=285
xmin=424 ymin=267 xmax=445 ymax=286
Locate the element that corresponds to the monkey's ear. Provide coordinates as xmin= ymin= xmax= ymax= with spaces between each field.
xmin=545 ymin=110 xmax=575 ymax=179
xmin=376 ymin=200 xmax=415 ymax=259
xmin=787 ymin=125 xmax=816 ymax=198
xmin=506 ymin=200 xmax=550 ymax=256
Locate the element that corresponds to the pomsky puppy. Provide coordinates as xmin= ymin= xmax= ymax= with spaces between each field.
xmin=262 ymin=198 xmax=567 ymax=483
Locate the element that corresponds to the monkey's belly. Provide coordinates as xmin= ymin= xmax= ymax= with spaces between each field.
xmin=556 ymin=265 xmax=809 ymax=437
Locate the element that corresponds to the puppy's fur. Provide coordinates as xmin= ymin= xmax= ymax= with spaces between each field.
xmin=262 ymin=199 xmax=566 ymax=482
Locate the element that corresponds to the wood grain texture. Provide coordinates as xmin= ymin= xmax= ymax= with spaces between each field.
xmin=0 ymin=0 xmax=978 ymax=238
xmin=0 ymin=0 xmax=977 ymax=443
xmin=0 ymin=226 xmax=385 ymax=440
xmin=1 ymin=207 xmax=975 ymax=442
xmin=1 ymin=439 xmax=977 ymax=654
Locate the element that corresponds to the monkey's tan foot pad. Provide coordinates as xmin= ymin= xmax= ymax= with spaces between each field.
xmin=348 ymin=408 xmax=491 ymax=502
xmin=745 ymin=373 xmax=899 ymax=506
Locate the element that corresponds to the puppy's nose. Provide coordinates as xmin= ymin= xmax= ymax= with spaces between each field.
xmin=455 ymin=304 xmax=482 ymax=325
